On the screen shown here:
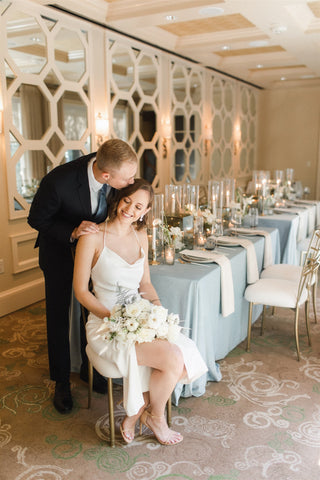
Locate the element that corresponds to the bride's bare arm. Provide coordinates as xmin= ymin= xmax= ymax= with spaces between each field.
xmin=138 ymin=229 xmax=162 ymax=306
xmin=73 ymin=233 xmax=111 ymax=319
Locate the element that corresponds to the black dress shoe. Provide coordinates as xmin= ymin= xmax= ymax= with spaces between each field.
xmin=53 ymin=381 xmax=73 ymax=414
xmin=80 ymin=365 xmax=108 ymax=395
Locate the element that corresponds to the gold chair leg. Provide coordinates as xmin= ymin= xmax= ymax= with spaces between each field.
xmin=108 ymin=378 xmax=115 ymax=447
xmin=260 ymin=305 xmax=266 ymax=336
xmin=88 ymin=361 xmax=93 ymax=409
xmin=294 ymin=307 xmax=300 ymax=361
xmin=247 ymin=302 xmax=253 ymax=352
xmin=166 ymin=394 xmax=172 ymax=427
xmin=312 ymin=281 xmax=317 ymax=324
xmin=305 ymin=300 xmax=311 ymax=346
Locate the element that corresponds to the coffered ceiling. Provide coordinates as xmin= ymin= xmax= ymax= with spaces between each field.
xmin=32 ymin=0 xmax=320 ymax=89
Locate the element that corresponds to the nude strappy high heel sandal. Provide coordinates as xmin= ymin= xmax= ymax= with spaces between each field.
xmin=139 ymin=409 xmax=183 ymax=446
xmin=120 ymin=421 xmax=135 ymax=444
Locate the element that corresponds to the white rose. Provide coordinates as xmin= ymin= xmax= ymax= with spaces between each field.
xmin=138 ymin=311 xmax=150 ymax=326
xmin=125 ymin=302 xmax=142 ymax=318
xmin=136 ymin=327 xmax=156 ymax=343
xmin=157 ymin=323 xmax=169 ymax=339
xmin=136 ymin=298 xmax=152 ymax=313
xmin=110 ymin=304 xmax=122 ymax=318
xmin=126 ymin=332 xmax=137 ymax=344
xmin=151 ymin=305 xmax=168 ymax=322
xmin=125 ymin=319 xmax=139 ymax=332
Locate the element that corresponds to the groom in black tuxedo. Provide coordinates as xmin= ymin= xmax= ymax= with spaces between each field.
xmin=28 ymin=139 xmax=137 ymax=413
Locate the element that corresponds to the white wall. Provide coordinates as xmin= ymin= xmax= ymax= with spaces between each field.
xmin=257 ymin=85 xmax=320 ymax=199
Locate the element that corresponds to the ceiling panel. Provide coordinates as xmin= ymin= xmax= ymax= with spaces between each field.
xmin=28 ymin=0 xmax=320 ymax=89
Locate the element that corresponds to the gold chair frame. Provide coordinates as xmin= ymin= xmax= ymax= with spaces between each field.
xmin=247 ymin=229 xmax=320 ymax=361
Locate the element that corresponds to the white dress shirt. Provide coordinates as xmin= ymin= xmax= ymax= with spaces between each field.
xmin=87 ymin=157 xmax=106 ymax=214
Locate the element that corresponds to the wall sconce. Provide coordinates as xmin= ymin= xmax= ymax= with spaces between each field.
xmin=162 ymin=117 xmax=172 ymax=159
xmin=233 ymin=123 xmax=241 ymax=155
xmin=95 ymin=112 xmax=109 ymax=147
xmin=204 ymin=124 xmax=213 ymax=156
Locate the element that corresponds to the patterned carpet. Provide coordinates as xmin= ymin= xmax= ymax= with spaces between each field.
xmin=0 ymin=296 xmax=320 ymax=480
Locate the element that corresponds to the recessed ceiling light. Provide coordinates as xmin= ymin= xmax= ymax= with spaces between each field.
xmin=199 ymin=7 xmax=224 ymax=16
xmin=31 ymin=36 xmax=41 ymax=42
xmin=256 ymin=64 xmax=263 ymax=69
xmin=249 ymin=40 xmax=269 ymax=48
xmin=280 ymin=76 xmax=286 ymax=81
xmin=165 ymin=15 xmax=176 ymax=21
xmin=271 ymin=25 xmax=287 ymax=34
xmin=221 ymin=45 xmax=230 ymax=51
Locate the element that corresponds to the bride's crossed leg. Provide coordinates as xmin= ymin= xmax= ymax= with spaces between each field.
xmin=122 ymin=339 xmax=186 ymax=445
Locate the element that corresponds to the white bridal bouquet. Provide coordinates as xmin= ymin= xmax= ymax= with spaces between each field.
xmin=97 ymin=295 xmax=181 ymax=345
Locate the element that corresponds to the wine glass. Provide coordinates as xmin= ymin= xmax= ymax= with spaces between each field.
xmin=231 ymin=210 xmax=242 ymax=235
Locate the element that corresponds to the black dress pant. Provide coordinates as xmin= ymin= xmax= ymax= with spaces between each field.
xmin=39 ymin=241 xmax=74 ymax=383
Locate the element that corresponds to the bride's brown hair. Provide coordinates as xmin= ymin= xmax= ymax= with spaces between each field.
xmin=108 ymin=178 xmax=154 ymax=230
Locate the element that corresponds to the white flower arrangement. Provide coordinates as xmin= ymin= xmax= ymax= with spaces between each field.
xmin=201 ymin=208 xmax=216 ymax=225
xmin=97 ymin=296 xmax=181 ymax=345
xmin=161 ymin=217 xmax=184 ymax=250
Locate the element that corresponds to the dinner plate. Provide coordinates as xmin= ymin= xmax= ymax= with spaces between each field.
xmin=216 ymin=240 xmax=242 ymax=247
xmin=180 ymin=254 xmax=214 ymax=264
xmin=230 ymin=229 xmax=257 ymax=236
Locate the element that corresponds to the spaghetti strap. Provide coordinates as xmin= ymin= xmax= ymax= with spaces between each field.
xmin=103 ymin=221 xmax=107 ymax=247
xmin=131 ymin=226 xmax=142 ymax=249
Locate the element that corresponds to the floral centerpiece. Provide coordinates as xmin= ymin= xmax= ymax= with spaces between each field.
xmin=97 ymin=292 xmax=181 ymax=345
xmin=161 ymin=216 xmax=184 ymax=250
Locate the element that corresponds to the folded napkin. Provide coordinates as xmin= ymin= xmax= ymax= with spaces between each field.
xmin=215 ymin=236 xmax=259 ymax=284
xmin=273 ymin=207 xmax=300 ymax=215
xmin=179 ymin=249 xmax=234 ymax=317
xmin=231 ymin=227 xmax=273 ymax=268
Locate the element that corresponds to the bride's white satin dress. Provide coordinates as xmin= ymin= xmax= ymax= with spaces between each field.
xmin=86 ymin=230 xmax=208 ymax=416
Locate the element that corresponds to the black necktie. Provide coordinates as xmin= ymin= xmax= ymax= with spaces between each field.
xmin=93 ymin=184 xmax=108 ymax=223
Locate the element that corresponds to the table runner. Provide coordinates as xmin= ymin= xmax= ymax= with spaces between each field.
xmin=179 ymin=249 xmax=234 ymax=317
xmin=231 ymin=227 xmax=273 ymax=268
xmin=273 ymin=207 xmax=307 ymax=242
xmin=215 ymin=236 xmax=259 ymax=284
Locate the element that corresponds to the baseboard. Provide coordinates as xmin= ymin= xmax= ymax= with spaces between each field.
xmin=0 ymin=278 xmax=45 ymax=317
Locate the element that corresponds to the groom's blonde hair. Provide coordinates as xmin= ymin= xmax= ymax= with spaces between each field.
xmin=96 ymin=139 xmax=137 ymax=173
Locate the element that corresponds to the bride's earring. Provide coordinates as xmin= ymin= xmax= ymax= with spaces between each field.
xmin=139 ymin=215 xmax=144 ymax=222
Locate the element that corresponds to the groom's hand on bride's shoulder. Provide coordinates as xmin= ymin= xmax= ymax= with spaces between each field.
xmin=72 ymin=221 xmax=100 ymax=240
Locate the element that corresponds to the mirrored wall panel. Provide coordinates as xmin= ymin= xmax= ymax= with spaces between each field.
xmin=171 ymin=62 xmax=204 ymax=184
xmin=3 ymin=4 xmax=92 ymax=217
xmin=108 ymin=38 xmax=160 ymax=188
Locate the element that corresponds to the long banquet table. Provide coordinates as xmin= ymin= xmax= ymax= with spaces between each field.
xmin=150 ymin=227 xmax=280 ymax=402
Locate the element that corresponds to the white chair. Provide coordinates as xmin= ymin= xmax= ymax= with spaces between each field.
xmin=260 ymin=229 xmax=320 ymax=323
xmin=245 ymin=229 xmax=320 ymax=360
xmin=86 ymin=344 xmax=172 ymax=448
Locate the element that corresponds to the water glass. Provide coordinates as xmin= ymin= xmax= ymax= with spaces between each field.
xmin=249 ymin=207 xmax=259 ymax=228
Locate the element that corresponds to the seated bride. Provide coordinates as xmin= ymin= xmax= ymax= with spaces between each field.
xmin=73 ymin=178 xmax=207 ymax=446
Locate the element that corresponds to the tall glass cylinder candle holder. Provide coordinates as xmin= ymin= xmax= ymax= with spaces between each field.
xmin=286 ymin=168 xmax=294 ymax=187
xmin=193 ymin=215 xmax=205 ymax=249
xmin=147 ymin=194 xmax=164 ymax=265
xmin=208 ymin=180 xmax=222 ymax=219
xmin=275 ymin=170 xmax=284 ymax=187
xmin=164 ymin=185 xmax=182 ymax=224
xmin=183 ymin=184 xmax=199 ymax=214
xmin=223 ymin=178 xmax=235 ymax=209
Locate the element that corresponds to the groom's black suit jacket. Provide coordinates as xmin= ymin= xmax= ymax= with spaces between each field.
xmin=28 ymin=152 xmax=114 ymax=382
